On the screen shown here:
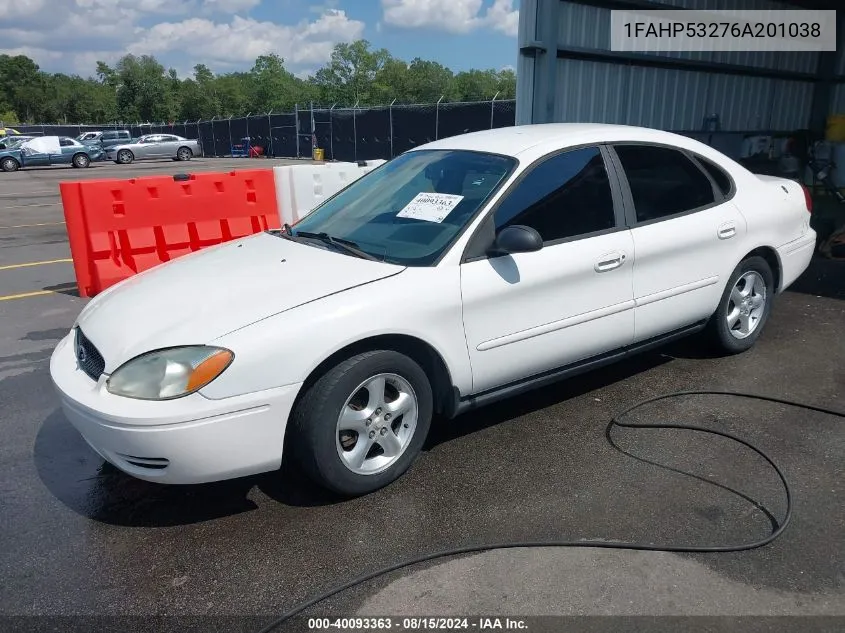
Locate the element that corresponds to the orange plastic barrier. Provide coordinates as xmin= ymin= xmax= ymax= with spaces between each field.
xmin=59 ymin=169 xmax=280 ymax=297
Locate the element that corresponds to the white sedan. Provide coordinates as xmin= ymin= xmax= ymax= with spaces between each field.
xmin=50 ymin=124 xmax=816 ymax=496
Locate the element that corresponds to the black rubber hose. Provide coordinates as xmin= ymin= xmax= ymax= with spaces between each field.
xmin=256 ymin=389 xmax=845 ymax=633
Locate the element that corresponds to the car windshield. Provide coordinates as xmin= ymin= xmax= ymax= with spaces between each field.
xmin=290 ymin=149 xmax=517 ymax=266
xmin=4 ymin=138 xmax=30 ymax=148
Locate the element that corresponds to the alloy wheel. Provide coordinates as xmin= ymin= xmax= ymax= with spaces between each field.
xmin=726 ymin=271 xmax=767 ymax=339
xmin=335 ymin=373 xmax=419 ymax=475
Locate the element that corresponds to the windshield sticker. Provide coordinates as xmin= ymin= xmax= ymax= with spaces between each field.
xmin=396 ymin=192 xmax=464 ymax=223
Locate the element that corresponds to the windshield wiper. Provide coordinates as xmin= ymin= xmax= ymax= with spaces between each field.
xmin=293 ymin=230 xmax=381 ymax=262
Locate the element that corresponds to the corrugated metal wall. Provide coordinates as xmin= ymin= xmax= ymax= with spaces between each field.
xmin=520 ymin=0 xmax=828 ymax=134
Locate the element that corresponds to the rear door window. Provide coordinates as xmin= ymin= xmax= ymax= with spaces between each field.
xmin=613 ymin=145 xmax=717 ymax=223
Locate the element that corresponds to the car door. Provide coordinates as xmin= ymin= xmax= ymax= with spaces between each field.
xmin=606 ymin=143 xmax=747 ymax=343
xmin=160 ymin=135 xmax=180 ymax=157
xmin=55 ymin=138 xmax=78 ymax=164
xmin=21 ymin=142 xmax=52 ymax=167
xmin=150 ymin=134 xmax=170 ymax=158
xmin=135 ymin=136 xmax=157 ymax=158
xmin=459 ymin=145 xmax=635 ymax=394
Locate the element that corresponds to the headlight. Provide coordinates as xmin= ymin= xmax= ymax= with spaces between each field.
xmin=106 ymin=346 xmax=234 ymax=400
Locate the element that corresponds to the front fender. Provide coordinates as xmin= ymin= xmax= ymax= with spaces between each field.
xmin=200 ymin=266 xmax=471 ymax=400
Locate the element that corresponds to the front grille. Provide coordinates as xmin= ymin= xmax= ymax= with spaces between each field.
xmin=74 ymin=327 xmax=106 ymax=381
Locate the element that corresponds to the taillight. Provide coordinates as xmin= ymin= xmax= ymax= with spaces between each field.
xmin=801 ymin=184 xmax=813 ymax=213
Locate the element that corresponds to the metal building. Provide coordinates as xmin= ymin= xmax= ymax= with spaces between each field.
xmin=516 ymin=0 xmax=844 ymax=154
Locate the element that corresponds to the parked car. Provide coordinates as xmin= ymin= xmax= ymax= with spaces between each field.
xmin=76 ymin=130 xmax=133 ymax=152
xmin=0 ymin=136 xmax=104 ymax=172
xmin=106 ymin=134 xmax=201 ymax=164
xmin=50 ymin=124 xmax=816 ymax=496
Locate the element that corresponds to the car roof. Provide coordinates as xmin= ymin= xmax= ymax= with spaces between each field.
xmin=410 ymin=123 xmax=715 ymax=162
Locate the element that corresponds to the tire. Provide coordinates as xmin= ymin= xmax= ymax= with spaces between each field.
xmin=116 ymin=149 xmax=134 ymax=164
xmin=1 ymin=157 xmax=20 ymax=172
xmin=706 ymin=256 xmax=775 ymax=354
xmin=72 ymin=153 xmax=90 ymax=168
xmin=290 ymin=350 xmax=433 ymax=496
xmin=176 ymin=147 xmax=192 ymax=161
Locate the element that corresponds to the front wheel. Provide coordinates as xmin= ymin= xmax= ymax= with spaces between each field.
xmin=290 ymin=350 xmax=433 ymax=496
xmin=116 ymin=149 xmax=134 ymax=164
xmin=1 ymin=157 xmax=20 ymax=172
xmin=706 ymin=256 xmax=775 ymax=354
xmin=72 ymin=153 xmax=90 ymax=168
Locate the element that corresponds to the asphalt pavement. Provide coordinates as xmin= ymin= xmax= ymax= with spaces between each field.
xmin=0 ymin=158 xmax=843 ymax=633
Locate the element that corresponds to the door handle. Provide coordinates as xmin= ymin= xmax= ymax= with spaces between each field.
xmin=717 ymin=222 xmax=737 ymax=239
xmin=595 ymin=251 xmax=626 ymax=272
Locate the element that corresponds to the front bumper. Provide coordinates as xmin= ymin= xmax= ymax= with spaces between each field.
xmin=49 ymin=331 xmax=302 ymax=484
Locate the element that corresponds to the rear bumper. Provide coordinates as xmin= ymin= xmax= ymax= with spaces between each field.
xmin=777 ymin=231 xmax=816 ymax=292
xmin=50 ymin=331 xmax=301 ymax=484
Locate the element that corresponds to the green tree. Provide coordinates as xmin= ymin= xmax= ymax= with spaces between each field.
xmin=0 ymin=45 xmax=515 ymax=124
xmin=453 ymin=69 xmax=499 ymax=101
xmin=214 ymin=72 xmax=250 ymax=116
xmin=372 ymin=58 xmax=410 ymax=104
xmin=105 ymin=54 xmax=179 ymax=121
xmin=0 ymin=54 xmax=45 ymax=121
xmin=248 ymin=54 xmax=298 ymax=112
xmin=0 ymin=110 xmax=19 ymax=125
xmin=311 ymin=40 xmax=392 ymax=105
xmin=406 ymin=58 xmax=456 ymax=103
xmin=496 ymin=68 xmax=516 ymax=99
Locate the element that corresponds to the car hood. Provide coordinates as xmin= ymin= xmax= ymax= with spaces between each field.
xmin=75 ymin=232 xmax=405 ymax=371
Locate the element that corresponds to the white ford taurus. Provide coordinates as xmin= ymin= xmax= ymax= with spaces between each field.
xmin=50 ymin=124 xmax=816 ymax=496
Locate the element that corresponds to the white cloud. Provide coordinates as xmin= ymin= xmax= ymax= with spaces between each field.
xmin=0 ymin=2 xmax=364 ymax=77
xmin=0 ymin=0 xmax=48 ymax=19
xmin=128 ymin=11 xmax=364 ymax=66
xmin=381 ymin=0 xmax=518 ymax=36
xmin=201 ymin=0 xmax=261 ymax=13
xmin=486 ymin=0 xmax=519 ymax=37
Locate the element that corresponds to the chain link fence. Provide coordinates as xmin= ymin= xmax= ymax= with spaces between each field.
xmin=9 ymin=99 xmax=517 ymax=162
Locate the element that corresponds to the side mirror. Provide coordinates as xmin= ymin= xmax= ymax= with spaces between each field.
xmin=493 ymin=225 xmax=543 ymax=254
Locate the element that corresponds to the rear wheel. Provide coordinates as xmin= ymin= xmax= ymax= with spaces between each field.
xmin=706 ymin=256 xmax=774 ymax=354
xmin=290 ymin=350 xmax=433 ymax=496
xmin=176 ymin=147 xmax=192 ymax=161
xmin=116 ymin=149 xmax=134 ymax=164
xmin=1 ymin=157 xmax=19 ymax=172
xmin=72 ymin=153 xmax=90 ymax=168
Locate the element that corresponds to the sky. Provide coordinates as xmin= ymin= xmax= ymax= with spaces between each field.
xmin=0 ymin=0 xmax=519 ymax=79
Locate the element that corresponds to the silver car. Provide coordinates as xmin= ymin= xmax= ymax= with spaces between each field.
xmin=106 ymin=134 xmax=202 ymax=164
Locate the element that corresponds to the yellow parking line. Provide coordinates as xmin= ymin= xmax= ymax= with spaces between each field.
xmin=0 ymin=221 xmax=66 ymax=229
xmin=0 ymin=258 xmax=72 ymax=271
xmin=0 ymin=290 xmax=56 ymax=302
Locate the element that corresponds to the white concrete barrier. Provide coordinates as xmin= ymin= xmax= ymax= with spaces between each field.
xmin=273 ymin=159 xmax=387 ymax=225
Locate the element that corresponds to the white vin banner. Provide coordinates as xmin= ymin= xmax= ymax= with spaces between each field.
xmin=610 ymin=10 xmax=836 ymax=52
